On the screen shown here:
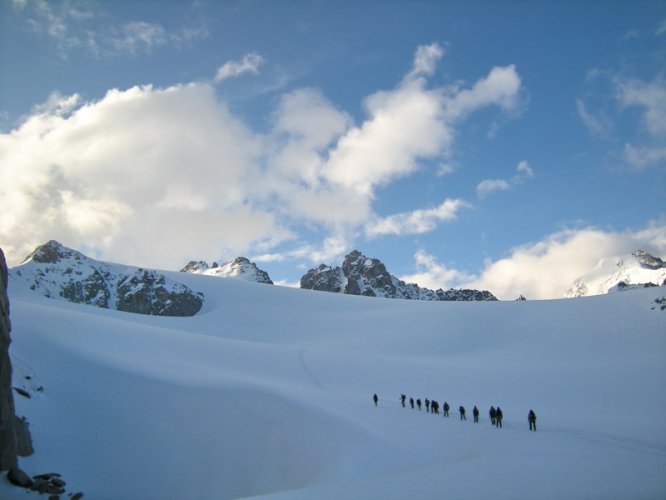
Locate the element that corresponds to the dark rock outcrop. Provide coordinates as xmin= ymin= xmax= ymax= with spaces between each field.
xmin=117 ymin=269 xmax=203 ymax=316
xmin=0 ymin=247 xmax=18 ymax=470
xmin=12 ymin=241 xmax=204 ymax=317
xmin=632 ymin=250 xmax=665 ymax=270
xmin=300 ymin=250 xmax=497 ymax=302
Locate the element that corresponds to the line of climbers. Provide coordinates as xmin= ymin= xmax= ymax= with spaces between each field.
xmin=372 ymin=394 xmax=537 ymax=431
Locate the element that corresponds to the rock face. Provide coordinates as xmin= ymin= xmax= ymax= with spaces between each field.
xmin=0 ymin=248 xmax=18 ymax=470
xmin=181 ymin=257 xmax=273 ymax=285
xmin=12 ymin=241 xmax=204 ymax=317
xmin=565 ymin=249 xmax=666 ymax=298
xmin=300 ymin=250 xmax=497 ymax=301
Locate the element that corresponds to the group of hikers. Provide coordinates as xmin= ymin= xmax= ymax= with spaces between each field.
xmin=371 ymin=393 xmax=537 ymax=432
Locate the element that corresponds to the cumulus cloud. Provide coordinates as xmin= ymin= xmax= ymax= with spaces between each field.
xmin=464 ymin=223 xmax=666 ymax=299
xmin=215 ymin=53 xmax=266 ymax=82
xmin=365 ymin=199 xmax=469 ymax=237
xmin=402 ymin=223 xmax=666 ymax=300
xmin=476 ymin=160 xmax=534 ymax=198
xmin=399 ymin=250 xmax=474 ymax=291
xmin=0 ymin=43 xmax=523 ymax=269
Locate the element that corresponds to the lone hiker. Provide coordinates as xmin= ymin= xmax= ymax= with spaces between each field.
xmin=528 ymin=410 xmax=537 ymax=431
xmin=495 ymin=406 xmax=503 ymax=428
xmin=473 ymin=405 xmax=479 ymax=423
xmin=489 ymin=406 xmax=496 ymax=426
xmin=401 ymin=394 xmax=406 ymax=407
xmin=443 ymin=401 xmax=450 ymax=417
xmin=459 ymin=405 xmax=466 ymax=421
xmin=373 ymin=394 xmax=378 ymax=407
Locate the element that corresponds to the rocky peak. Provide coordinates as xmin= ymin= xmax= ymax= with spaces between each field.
xmin=632 ymin=250 xmax=665 ymax=270
xmin=12 ymin=241 xmax=204 ymax=317
xmin=301 ymin=250 xmax=497 ymax=302
xmin=180 ymin=256 xmax=273 ymax=285
xmin=565 ymin=249 xmax=666 ymax=298
xmin=22 ymin=240 xmax=82 ymax=265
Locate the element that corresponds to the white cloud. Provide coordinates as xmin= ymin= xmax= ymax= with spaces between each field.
xmin=323 ymin=48 xmax=522 ymax=196
xmin=624 ymin=143 xmax=666 ymax=169
xmin=476 ymin=160 xmax=533 ymax=198
xmin=13 ymin=0 xmax=207 ymax=57
xmin=576 ymin=99 xmax=612 ymax=138
xmin=408 ymin=42 xmax=445 ymax=79
xmin=0 ymin=44 xmax=524 ymax=270
xmin=215 ymin=53 xmax=266 ymax=82
xmin=399 ymin=250 xmax=474 ymax=291
xmin=476 ymin=178 xmax=511 ymax=198
xmin=463 ymin=223 xmax=666 ymax=299
xmin=616 ymin=77 xmax=666 ymax=137
xmin=400 ymin=223 xmax=666 ymax=300
xmin=366 ymin=199 xmax=469 ymax=238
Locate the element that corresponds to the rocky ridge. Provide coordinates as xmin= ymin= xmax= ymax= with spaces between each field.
xmin=11 ymin=241 xmax=204 ymax=316
xmin=300 ymin=250 xmax=497 ymax=301
xmin=565 ymin=249 xmax=666 ymax=298
xmin=180 ymin=257 xmax=273 ymax=284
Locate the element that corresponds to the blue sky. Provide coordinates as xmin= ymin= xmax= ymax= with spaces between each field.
xmin=1 ymin=0 xmax=665 ymax=299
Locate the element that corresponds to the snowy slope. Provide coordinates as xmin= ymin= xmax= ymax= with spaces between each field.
xmin=2 ymin=269 xmax=665 ymax=499
xmin=565 ymin=250 xmax=666 ymax=298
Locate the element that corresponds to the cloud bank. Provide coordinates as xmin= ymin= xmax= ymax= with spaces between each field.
xmin=0 ymin=43 xmax=523 ymax=269
xmin=403 ymin=222 xmax=666 ymax=299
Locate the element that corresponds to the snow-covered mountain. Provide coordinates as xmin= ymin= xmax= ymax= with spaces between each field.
xmin=565 ymin=249 xmax=666 ymax=298
xmin=180 ymin=257 xmax=273 ymax=284
xmin=301 ymin=250 xmax=497 ymax=301
xmin=2 ymin=254 xmax=665 ymax=499
xmin=10 ymin=241 xmax=203 ymax=316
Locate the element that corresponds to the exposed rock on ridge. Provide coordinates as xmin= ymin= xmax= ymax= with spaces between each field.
xmin=181 ymin=257 xmax=273 ymax=284
xmin=12 ymin=241 xmax=203 ymax=316
xmin=300 ymin=250 xmax=497 ymax=301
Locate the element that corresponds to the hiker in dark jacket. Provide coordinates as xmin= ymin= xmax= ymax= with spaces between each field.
xmin=410 ymin=397 xmax=415 ymax=409
xmin=473 ymin=406 xmax=479 ymax=423
xmin=417 ymin=399 xmax=422 ymax=411
xmin=401 ymin=394 xmax=406 ymax=407
xmin=425 ymin=398 xmax=430 ymax=412
xmin=528 ymin=410 xmax=537 ymax=431
xmin=459 ymin=405 xmax=466 ymax=421
xmin=495 ymin=407 xmax=503 ymax=428
xmin=432 ymin=400 xmax=439 ymax=414
xmin=373 ymin=394 xmax=378 ymax=407
xmin=489 ymin=406 xmax=496 ymax=426
xmin=443 ymin=401 xmax=450 ymax=417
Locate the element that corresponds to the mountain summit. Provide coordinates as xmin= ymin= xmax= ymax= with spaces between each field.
xmin=11 ymin=241 xmax=204 ymax=316
xmin=180 ymin=257 xmax=273 ymax=284
xmin=300 ymin=250 xmax=497 ymax=301
xmin=565 ymin=249 xmax=666 ymax=298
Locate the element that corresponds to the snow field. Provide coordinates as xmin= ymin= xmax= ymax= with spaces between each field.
xmin=2 ymin=273 xmax=665 ymax=499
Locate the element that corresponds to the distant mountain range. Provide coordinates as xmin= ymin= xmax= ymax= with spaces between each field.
xmin=10 ymin=242 xmax=664 ymax=316
xmin=565 ymin=250 xmax=666 ymax=298
xmin=300 ymin=250 xmax=497 ymax=301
